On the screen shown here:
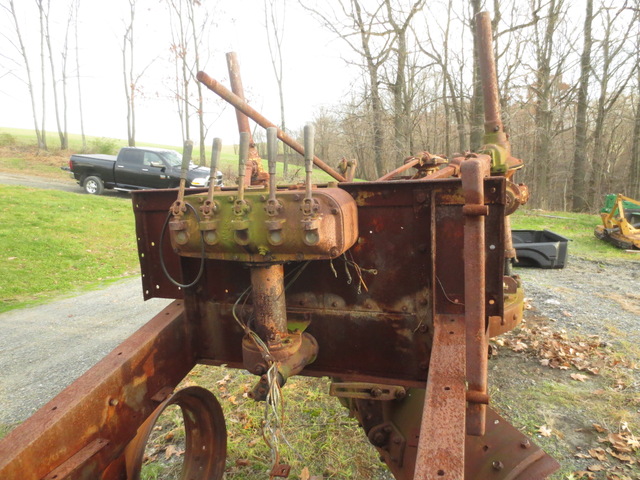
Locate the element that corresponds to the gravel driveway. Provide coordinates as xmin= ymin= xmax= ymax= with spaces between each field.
xmin=0 ymin=278 xmax=171 ymax=426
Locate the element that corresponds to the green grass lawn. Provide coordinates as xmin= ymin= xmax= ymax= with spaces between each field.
xmin=510 ymin=208 xmax=636 ymax=263
xmin=0 ymin=185 xmax=139 ymax=312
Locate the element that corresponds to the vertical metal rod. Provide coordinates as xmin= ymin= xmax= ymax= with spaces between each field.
xmin=303 ymin=124 xmax=314 ymax=200
xmin=177 ymin=140 xmax=193 ymax=205
xmin=207 ymin=138 xmax=221 ymax=204
xmin=226 ymin=52 xmax=261 ymax=162
xmin=475 ymin=12 xmax=502 ymax=136
xmin=237 ymin=132 xmax=249 ymax=202
xmin=267 ymin=127 xmax=278 ymax=201
xmin=461 ymin=157 xmax=490 ymax=436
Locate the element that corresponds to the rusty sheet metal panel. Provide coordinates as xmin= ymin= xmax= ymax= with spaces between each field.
xmin=133 ymin=179 xmax=505 ymax=385
xmin=0 ymin=301 xmax=195 ymax=480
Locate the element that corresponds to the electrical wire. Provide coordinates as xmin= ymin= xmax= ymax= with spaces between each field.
xmin=159 ymin=202 xmax=206 ymax=289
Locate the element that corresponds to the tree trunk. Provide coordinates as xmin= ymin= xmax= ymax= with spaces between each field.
xmin=8 ymin=0 xmax=44 ymax=150
xmin=73 ymin=0 xmax=86 ymax=152
xmin=38 ymin=0 xmax=47 ymax=151
xmin=572 ymin=0 xmax=593 ymax=212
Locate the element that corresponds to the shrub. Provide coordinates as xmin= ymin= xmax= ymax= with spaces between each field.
xmin=0 ymin=133 xmax=17 ymax=146
xmin=90 ymin=137 xmax=118 ymax=155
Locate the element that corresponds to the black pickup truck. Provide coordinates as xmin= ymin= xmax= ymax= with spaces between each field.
xmin=66 ymin=147 xmax=223 ymax=195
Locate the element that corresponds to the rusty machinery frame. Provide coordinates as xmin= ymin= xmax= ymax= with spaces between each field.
xmin=0 ymin=13 xmax=559 ymax=480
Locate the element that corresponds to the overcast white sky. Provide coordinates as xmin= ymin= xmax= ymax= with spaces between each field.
xmin=0 ymin=0 xmax=356 ymax=147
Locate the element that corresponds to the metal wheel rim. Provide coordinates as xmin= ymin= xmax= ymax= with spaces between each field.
xmin=86 ymin=180 xmax=98 ymax=194
xmin=124 ymin=385 xmax=227 ymax=480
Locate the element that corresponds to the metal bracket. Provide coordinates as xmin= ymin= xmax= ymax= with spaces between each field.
xmin=329 ymin=382 xmax=406 ymax=401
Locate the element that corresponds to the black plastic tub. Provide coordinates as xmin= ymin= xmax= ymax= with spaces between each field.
xmin=511 ymin=229 xmax=569 ymax=269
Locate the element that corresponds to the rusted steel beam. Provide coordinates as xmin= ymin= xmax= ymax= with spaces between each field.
xmin=461 ymin=155 xmax=491 ymax=437
xmin=376 ymin=158 xmax=420 ymax=181
xmin=414 ymin=314 xmax=466 ymax=479
xmin=196 ymin=70 xmax=347 ymax=183
xmin=0 ymin=300 xmax=195 ymax=480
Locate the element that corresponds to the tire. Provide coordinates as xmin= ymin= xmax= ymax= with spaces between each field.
xmin=84 ymin=176 xmax=104 ymax=195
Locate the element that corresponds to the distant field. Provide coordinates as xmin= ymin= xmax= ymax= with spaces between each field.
xmin=0 ymin=126 xmax=335 ymax=184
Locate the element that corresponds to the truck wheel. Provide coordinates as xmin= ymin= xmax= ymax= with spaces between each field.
xmin=84 ymin=176 xmax=104 ymax=195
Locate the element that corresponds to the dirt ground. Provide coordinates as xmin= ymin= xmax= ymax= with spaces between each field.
xmin=491 ymin=257 xmax=640 ymax=479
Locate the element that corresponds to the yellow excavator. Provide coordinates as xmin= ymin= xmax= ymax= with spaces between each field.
xmin=595 ymin=193 xmax=640 ymax=249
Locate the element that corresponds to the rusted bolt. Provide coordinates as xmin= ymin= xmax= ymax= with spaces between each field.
xmin=370 ymin=388 xmax=383 ymax=398
xmin=520 ymin=439 xmax=531 ymax=449
xmin=330 ymin=247 xmax=340 ymax=257
xmin=402 ymin=305 xmax=408 ymax=312
xmin=372 ymin=432 xmax=386 ymax=446
xmin=394 ymin=389 xmax=406 ymax=399
xmin=492 ymin=461 xmax=504 ymax=471
xmin=254 ymin=364 xmax=266 ymax=375
xmin=418 ymin=324 xmax=428 ymax=333
xmin=331 ymin=208 xmax=338 ymax=215
xmin=109 ymin=398 xmax=119 ymax=407
xmin=332 ymin=301 xmax=338 ymax=307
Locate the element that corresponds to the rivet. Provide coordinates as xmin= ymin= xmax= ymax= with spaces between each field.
xmin=492 ymin=461 xmax=504 ymax=471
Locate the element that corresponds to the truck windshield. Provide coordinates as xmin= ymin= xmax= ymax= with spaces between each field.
xmin=161 ymin=150 xmax=184 ymax=167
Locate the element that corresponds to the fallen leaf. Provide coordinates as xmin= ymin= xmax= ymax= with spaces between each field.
xmin=574 ymin=471 xmax=595 ymax=479
xmin=586 ymin=464 xmax=605 ymax=472
xmin=588 ymin=448 xmax=607 ymax=461
xmin=571 ymin=373 xmax=589 ymax=382
xmin=165 ymin=445 xmax=184 ymax=460
xmin=235 ymin=459 xmax=250 ymax=467
xmin=538 ymin=425 xmax=553 ymax=437
xmin=593 ymin=424 xmax=607 ymax=433
xmin=300 ymin=466 xmax=310 ymax=480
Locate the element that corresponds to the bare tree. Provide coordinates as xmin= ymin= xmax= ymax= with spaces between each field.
xmin=383 ymin=0 xmax=425 ymax=165
xmin=265 ymin=0 xmax=290 ymax=175
xmin=3 ymin=0 xmax=45 ymax=149
xmin=301 ymin=0 xmax=394 ymax=178
xmin=571 ymin=0 xmax=594 ymax=211
xmin=37 ymin=0 xmax=48 ymax=151
xmin=122 ymin=0 xmax=155 ymax=147
xmin=73 ymin=0 xmax=86 ymax=152
xmin=186 ymin=0 xmax=209 ymax=165
xmin=36 ymin=0 xmax=67 ymax=150
xmin=587 ymin=1 xmax=638 ymax=205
